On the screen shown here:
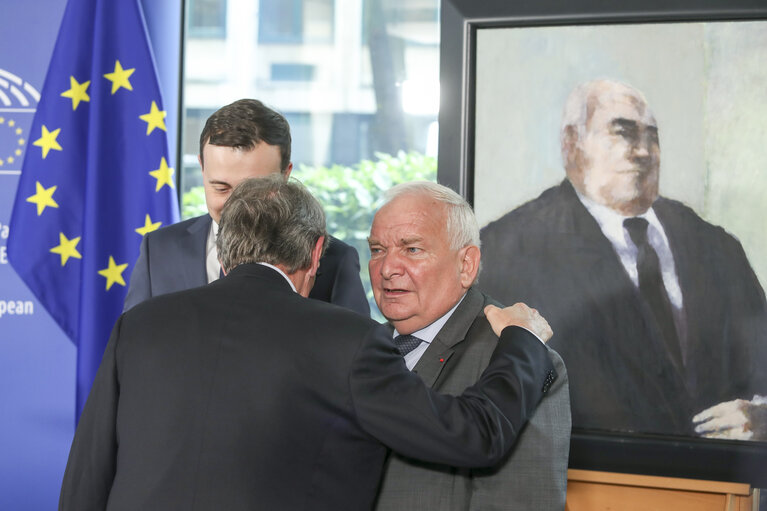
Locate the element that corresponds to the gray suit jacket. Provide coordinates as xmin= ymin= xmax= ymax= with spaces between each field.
xmin=374 ymin=288 xmax=571 ymax=510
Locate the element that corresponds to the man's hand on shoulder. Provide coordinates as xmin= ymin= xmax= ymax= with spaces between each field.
xmin=484 ymin=303 xmax=553 ymax=343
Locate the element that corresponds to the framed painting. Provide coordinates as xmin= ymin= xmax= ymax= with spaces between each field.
xmin=438 ymin=0 xmax=767 ymax=486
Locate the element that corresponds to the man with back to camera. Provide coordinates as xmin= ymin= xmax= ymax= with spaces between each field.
xmin=59 ymin=175 xmax=558 ymax=510
xmin=123 ymin=98 xmax=369 ymax=315
xmin=369 ymin=181 xmax=571 ymax=510
xmin=480 ymin=79 xmax=767 ymax=440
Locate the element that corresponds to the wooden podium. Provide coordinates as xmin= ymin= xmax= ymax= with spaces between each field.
xmin=566 ymin=469 xmax=759 ymax=511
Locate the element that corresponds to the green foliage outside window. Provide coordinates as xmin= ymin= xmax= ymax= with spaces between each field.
xmin=181 ymin=151 xmax=437 ymax=317
xmin=181 ymin=185 xmax=208 ymax=219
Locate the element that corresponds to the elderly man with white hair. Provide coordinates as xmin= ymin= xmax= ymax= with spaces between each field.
xmin=480 ymin=79 xmax=767 ymax=441
xmin=369 ymin=181 xmax=571 ymax=511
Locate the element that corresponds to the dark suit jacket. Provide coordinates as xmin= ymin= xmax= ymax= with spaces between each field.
xmin=60 ymin=263 xmax=556 ymax=511
xmin=479 ymin=180 xmax=767 ymax=436
xmin=375 ymin=288 xmax=571 ymax=510
xmin=123 ymin=214 xmax=370 ymax=315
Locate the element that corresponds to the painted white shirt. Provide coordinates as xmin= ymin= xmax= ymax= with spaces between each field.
xmin=576 ymin=192 xmax=684 ymax=310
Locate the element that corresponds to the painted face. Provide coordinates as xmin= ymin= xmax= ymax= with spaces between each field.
xmin=201 ymin=142 xmax=289 ymax=223
xmin=571 ymin=87 xmax=660 ymax=215
xmin=368 ymin=193 xmax=477 ymax=334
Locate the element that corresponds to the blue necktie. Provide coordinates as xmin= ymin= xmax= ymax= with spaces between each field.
xmin=394 ymin=334 xmax=423 ymax=357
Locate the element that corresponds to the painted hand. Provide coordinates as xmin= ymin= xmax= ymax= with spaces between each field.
xmin=692 ymin=396 xmax=767 ymax=441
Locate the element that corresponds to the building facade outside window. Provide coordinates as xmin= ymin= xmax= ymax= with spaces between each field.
xmin=188 ymin=0 xmax=227 ymax=38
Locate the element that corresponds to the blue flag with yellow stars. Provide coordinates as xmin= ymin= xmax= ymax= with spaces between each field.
xmin=7 ymin=0 xmax=179 ymax=418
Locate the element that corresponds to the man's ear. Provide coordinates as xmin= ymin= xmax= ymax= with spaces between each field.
xmin=284 ymin=162 xmax=293 ymax=179
xmin=561 ymin=125 xmax=579 ymax=174
xmin=458 ymin=245 xmax=481 ymax=289
xmin=296 ymin=236 xmax=325 ymax=298
xmin=308 ymin=235 xmax=325 ymax=278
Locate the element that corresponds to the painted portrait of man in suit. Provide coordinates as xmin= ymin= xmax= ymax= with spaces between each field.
xmin=479 ymin=78 xmax=767 ymax=441
xmin=466 ymin=20 xmax=767 ymax=444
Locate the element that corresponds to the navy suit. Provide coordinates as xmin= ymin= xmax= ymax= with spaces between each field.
xmin=124 ymin=214 xmax=369 ymax=315
xmin=480 ymin=180 xmax=767 ymax=436
xmin=60 ymin=264 xmax=555 ymax=510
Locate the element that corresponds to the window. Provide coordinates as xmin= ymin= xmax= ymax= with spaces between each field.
xmin=258 ymin=0 xmax=334 ymax=44
xmin=188 ymin=0 xmax=227 ymax=38
xmin=271 ymin=63 xmax=316 ymax=82
xmin=182 ymin=0 xmax=439 ymax=316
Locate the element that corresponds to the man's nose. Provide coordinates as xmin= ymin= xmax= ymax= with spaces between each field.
xmin=631 ymin=139 xmax=651 ymax=159
xmin=379 ymin=252 xmax=402 ymax=279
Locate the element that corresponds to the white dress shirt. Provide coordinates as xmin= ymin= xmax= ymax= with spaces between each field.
xmin=205 ymin=220 xmax=220 ymax=284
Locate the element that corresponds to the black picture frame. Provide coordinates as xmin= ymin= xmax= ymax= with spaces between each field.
xmin=438 ymin=0 xmax=767 ymax=487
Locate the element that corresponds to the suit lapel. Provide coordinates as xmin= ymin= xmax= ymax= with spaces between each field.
xmin=653 ymin=199 xmax=704 ymax=383
xmin=411 ymin=288 xmax=485 ymax=388
xmin=180 ymin=214 xmax=212 ymax=289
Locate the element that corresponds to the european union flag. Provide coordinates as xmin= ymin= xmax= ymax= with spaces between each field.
xmin=7 ymin=0 xmax=179 ymax=418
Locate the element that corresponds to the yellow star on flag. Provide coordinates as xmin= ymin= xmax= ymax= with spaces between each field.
xmin=149 ymin=157 xmax=175 ymax=191
xmin=135 ymin=214 xmax=162 ymax=236
xmin=139 ymin=101 xmax=167 ymax=135
xmin=98 ymin=256 xmax=129 ymax=290
xmin=103 ymin=60 xmax=135 ymax=94
xmin=60 ymin=76 xmax=91 ymax=110
xmin=50 ymin=232 xmax=82 ymax=266
xmin=33 ymin=125 xmax=63 ymax=159
xmin=26 ymin=181 xmax=59 ymax=215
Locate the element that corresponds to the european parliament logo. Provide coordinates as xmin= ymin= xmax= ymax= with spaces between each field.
xmin=0 ymin=68 xmax=38 ymax=175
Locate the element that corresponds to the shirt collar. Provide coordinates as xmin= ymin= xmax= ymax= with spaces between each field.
xmin=574 ymin=189 xmax=667 ymax=250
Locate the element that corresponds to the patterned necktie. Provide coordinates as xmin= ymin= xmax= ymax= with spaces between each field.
xmin=394 ymin=334 xmax=423 ymax=357
xmin=624 ymin=217 xmax=683 ymax=368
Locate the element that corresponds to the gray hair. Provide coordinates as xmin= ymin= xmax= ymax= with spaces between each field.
xmin=560 ymin=79 xmax=652 ymax=158
xmin=381 ymin=181 xmax=480 ymax=251
xmin=216 ymin=175 xmax=327 ymax=273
